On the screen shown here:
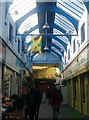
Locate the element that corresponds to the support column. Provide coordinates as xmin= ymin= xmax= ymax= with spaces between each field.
xmin=3 ymin=65 xmax=6 ymax=94
xmin=78 ymin=75 xmax=82 ymax=112
xmin=71 ymin=78 xmax=74 ymax=108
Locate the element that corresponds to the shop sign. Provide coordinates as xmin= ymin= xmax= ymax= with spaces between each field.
xmin=6 ymin=47 xmax=22 ymax=74
xmin=15 ymin=58 xmax=22 ymax=74
xmin=64 ymin=48 xmax=88 ymax=78
xmin=6 ymin=47 xmax=16 ymax=68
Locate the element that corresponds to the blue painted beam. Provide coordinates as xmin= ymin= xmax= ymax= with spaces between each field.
xmin=23 ymin=24 xmax=44 ymax=36
xmin=30 ymin=49 xmax=61 ymax=61
xmin=5 ymin=2 xmax=12 ymax=18
xmin=16 ymin=5 xmax=78 ymax=33
xmin=25 ymin=35 xmax=67 ymax=54
xmin=42 ymin=42 xmax=64 ymax=55
xmin=21 ymin=23 xmax=75 ymax=43
xmin=19 ymin=23 xmax=73 ymax=46
xmin=26 ymin=35 xmax=67 ymax=49
xmin=51 ymin=7 xmax=78 ymax=33
xmin=20 ymin=33 xmax=77 ymax=37
xmin=27 ymin=41 xmax=64 ymax=55
xmin=50 ymin=49 xmax=62 ymax=59
xmin=84 ymin=2 xmax=89 ymax=13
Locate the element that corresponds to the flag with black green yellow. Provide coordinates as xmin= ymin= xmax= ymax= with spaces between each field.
xmin=30 ymin=36 xmax=42 ymax=54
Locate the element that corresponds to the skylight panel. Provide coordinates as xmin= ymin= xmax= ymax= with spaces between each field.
xmin=70 ymin=0 xmax=86 ymax=10
xmin=67 ymin=0 xmax=84 ymax=13
xmin=55 ymin=13 xmax=75 ymax=28
xmin=25 ymin=29 xmax=39 ymax=43
xmin=54 ymin=20 xmax=68 ymax=32
xmin=58 ymin=1 xmax=82 ymax=17
xmin=53 ymin=29 xmax=69 ymax=44
xmin=53 ymin=29 xmax=64 ymax=34
xmin=55 ymin=17 xmax=74 ymax=32
xmin=18 ymin=20 xmax=38 ymax=34
xmin=53 ymin=29 xmax=63 ymax=34
xmin=53 ymin=29 xmax=63 ymax=35
xmin=57 ymin=0 xmax=81 ymax=20
xmin=18 ymin=13 xmax=38 ymax=34
xmin=51 ymin=46 xmax=62 ymax=56
xmin=30 ymin=29 xmax=39 ymax=34
xmin=9 ymin=0 xmax=36 ymax=22
xmin=57 ymin=36 xmax=68 ymax=44
xmin=52 ymin=39 xmax=65 ymax=51
xmin=53 ymin=28 xmax=70 ymax=38
xmin=51 ymin=52 xmax=59 ymax=59
xmin=26 ymin=36 xmax=31 ymax=43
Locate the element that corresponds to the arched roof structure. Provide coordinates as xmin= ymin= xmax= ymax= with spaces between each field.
xmin=7 ymin=0 xmax=87 ymax=68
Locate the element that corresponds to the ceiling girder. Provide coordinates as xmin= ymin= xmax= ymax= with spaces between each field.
xmin=16 ymin=5 xmax=78 ymax=35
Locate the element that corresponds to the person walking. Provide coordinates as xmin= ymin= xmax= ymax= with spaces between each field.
xmin=35 ymin=87 xmax=42 ymax=120
xmin=57 ymin=89 xmax=63 ymax=113
xmin=51 ymin=88 xmax=63 ymax=120
xmin=26 ymin=87 xmax=36 ymax=120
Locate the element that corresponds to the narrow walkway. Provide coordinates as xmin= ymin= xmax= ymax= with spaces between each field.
xmin=39 ymin=99 xmax=89 ymax=119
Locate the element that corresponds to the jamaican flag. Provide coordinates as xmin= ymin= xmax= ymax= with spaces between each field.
xmin=30 ymin=36 xmax=42 ymax=54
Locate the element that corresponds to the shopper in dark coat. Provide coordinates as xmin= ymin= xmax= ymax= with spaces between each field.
xmin=35 ymin=87 xmax=42 ymax=120
xmin=51 ymin=88 xmax=63 ymax=119
xmin=26 ymin=88 xmax=36 ymax=120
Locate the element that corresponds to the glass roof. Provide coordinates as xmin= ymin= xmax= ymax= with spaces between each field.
xmin=52 ymin=39 xmax=65 ymax=51
xmin=53 ymin=29 xmax=69 ymax=44
xmin=8 ymin=0 xmax=86 ymax=59
xmin=51 ymin=46 xmax=62 ymax=56
xmin=54 ymin=13 xmax=76 ymax=33
xmin=25 ymin=29 xmax=40 ymax=44
xmin=18 ymin=13 xmax=38 ymax=34
xmin=9 ymin=0 xmax=36 ymax=22
xmin=57 ymin=0 xmax=85 ymax=21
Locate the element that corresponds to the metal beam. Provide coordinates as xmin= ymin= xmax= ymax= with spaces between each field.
xmin=16 ymin=5 xmax=78 ymax=33
xmin=18 ymin=33 xmax=77 ymax=36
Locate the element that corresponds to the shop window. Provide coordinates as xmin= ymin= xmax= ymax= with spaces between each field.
xmin=73 ymin=39 xmax=76 ymax=53
xmin=81 ymin=23 xmax=85 ymax=43
xmin=9 ymin=23 xmax=13 ymax=44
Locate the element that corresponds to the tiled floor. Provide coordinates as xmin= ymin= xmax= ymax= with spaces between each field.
xmin=39 ymin=99 xmax=69 ymax=119
xmin=38 ymin=99 xmax=89 ymax=119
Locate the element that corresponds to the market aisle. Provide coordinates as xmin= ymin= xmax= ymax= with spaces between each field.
xmin=39 ymin=99 xmax=53 ymax=118
xmin=38 ymin=98 xmax=88 ymax=119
